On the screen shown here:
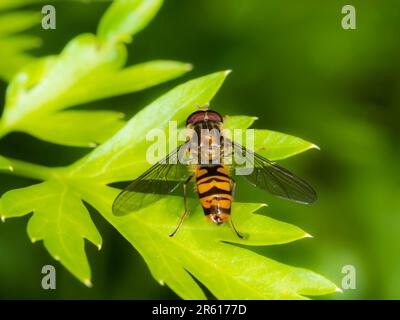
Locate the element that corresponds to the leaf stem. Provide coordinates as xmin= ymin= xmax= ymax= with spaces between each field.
xmin=4 ymin=157 xmax=60 ymax=181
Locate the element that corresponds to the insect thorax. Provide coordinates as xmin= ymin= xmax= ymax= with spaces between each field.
xmin=187 ymin=121 xmax=227 ymax=166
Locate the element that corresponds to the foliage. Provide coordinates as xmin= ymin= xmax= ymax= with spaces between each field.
xmin=0 ymin=0 xmax=189 ymax=147
xmin=0 ymin=0 xmax=42 ymax=81
xmin=0 ymin=0 xmax=337 ymax=299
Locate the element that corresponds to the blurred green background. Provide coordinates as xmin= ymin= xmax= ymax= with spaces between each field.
xmin=0 ymin=0 xmax=399 ymax=299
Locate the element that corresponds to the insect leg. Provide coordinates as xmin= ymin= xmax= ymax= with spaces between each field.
xmin=230 ymin=218 xmax=244 ymax=239
xmin=229 ymin=180 xmax=244 ymax=239
xmin=169 ymin=175 xmax=193 ymax=237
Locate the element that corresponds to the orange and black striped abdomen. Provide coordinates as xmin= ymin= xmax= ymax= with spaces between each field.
xmin=195 ymin=165 xmax=233 ymax=224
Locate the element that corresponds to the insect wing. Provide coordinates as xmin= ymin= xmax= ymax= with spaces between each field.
xmin=230 ymin=141 xmax=317 ymax=204
xmin=112 ymin=145 xmax=192 ymax=216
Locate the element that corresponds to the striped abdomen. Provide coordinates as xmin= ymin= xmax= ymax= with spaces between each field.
xmin=195 ymin=165 xmax=233 ymax=225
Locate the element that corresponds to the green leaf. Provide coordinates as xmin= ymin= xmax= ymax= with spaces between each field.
xmin=2 ymin=34 xmax=126 ymax=126
xmin=223 ymin=115 xmax=258 ymax=130
xmin=0 ymin=34 xmax=190 ymax=143
xmin=98 ymin=0 xmax=163 ymax=43
xmin=0 ymin=51 xmax=35 ymax=82
xmin=21 ymin=110 xmax=125 ymax=147
xmin=71 ymin=70 xmax=231 ymax=183
xmin=0 ymin=36 xmax=41 ymax=82
xmin=77 ymin=184 xmax=336 ymax=299
xmin=0 ymin=7 xmax=41 ymax=81
xmin=0 ymin=0 xmax=188 ymax=147
xmin=67 ymin=73 xmax=334 ymax=297
xmin=252 ymin=130 xmax=319 ymax=160
xmin=0 ymin=11 xmax=40 ymax=36
xmin=223 ymin=115 xmax=318 ymax=160
xmin=1 ymin=181 xmax=102 ymax=285
xmin=0 ymin=155 xmax=13 ymax=171
xmin=62 ymin=60 xmax=192 ymax=109
xmin=0 ymin=72 xmax=337 ymax=297
xmin=0 ymin=35 xmax=41 ymax=52
xmin=0 ymin=0 xmax=43 ymax=11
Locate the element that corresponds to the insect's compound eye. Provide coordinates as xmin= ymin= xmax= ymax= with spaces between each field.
xmin=206 ymin=111 xmax=223 ymax=123
xmin=186 ymin=110 xmax=223 ymax=125
xmin=186 ymin=111 xmax=205 ymax=125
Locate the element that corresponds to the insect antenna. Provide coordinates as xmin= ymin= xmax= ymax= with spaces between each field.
xmin=194 ymin=103 xmax=210 ymax=110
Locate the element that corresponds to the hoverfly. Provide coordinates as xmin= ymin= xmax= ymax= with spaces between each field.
xmin=112 ymin=105 xmax=317 ymax=238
